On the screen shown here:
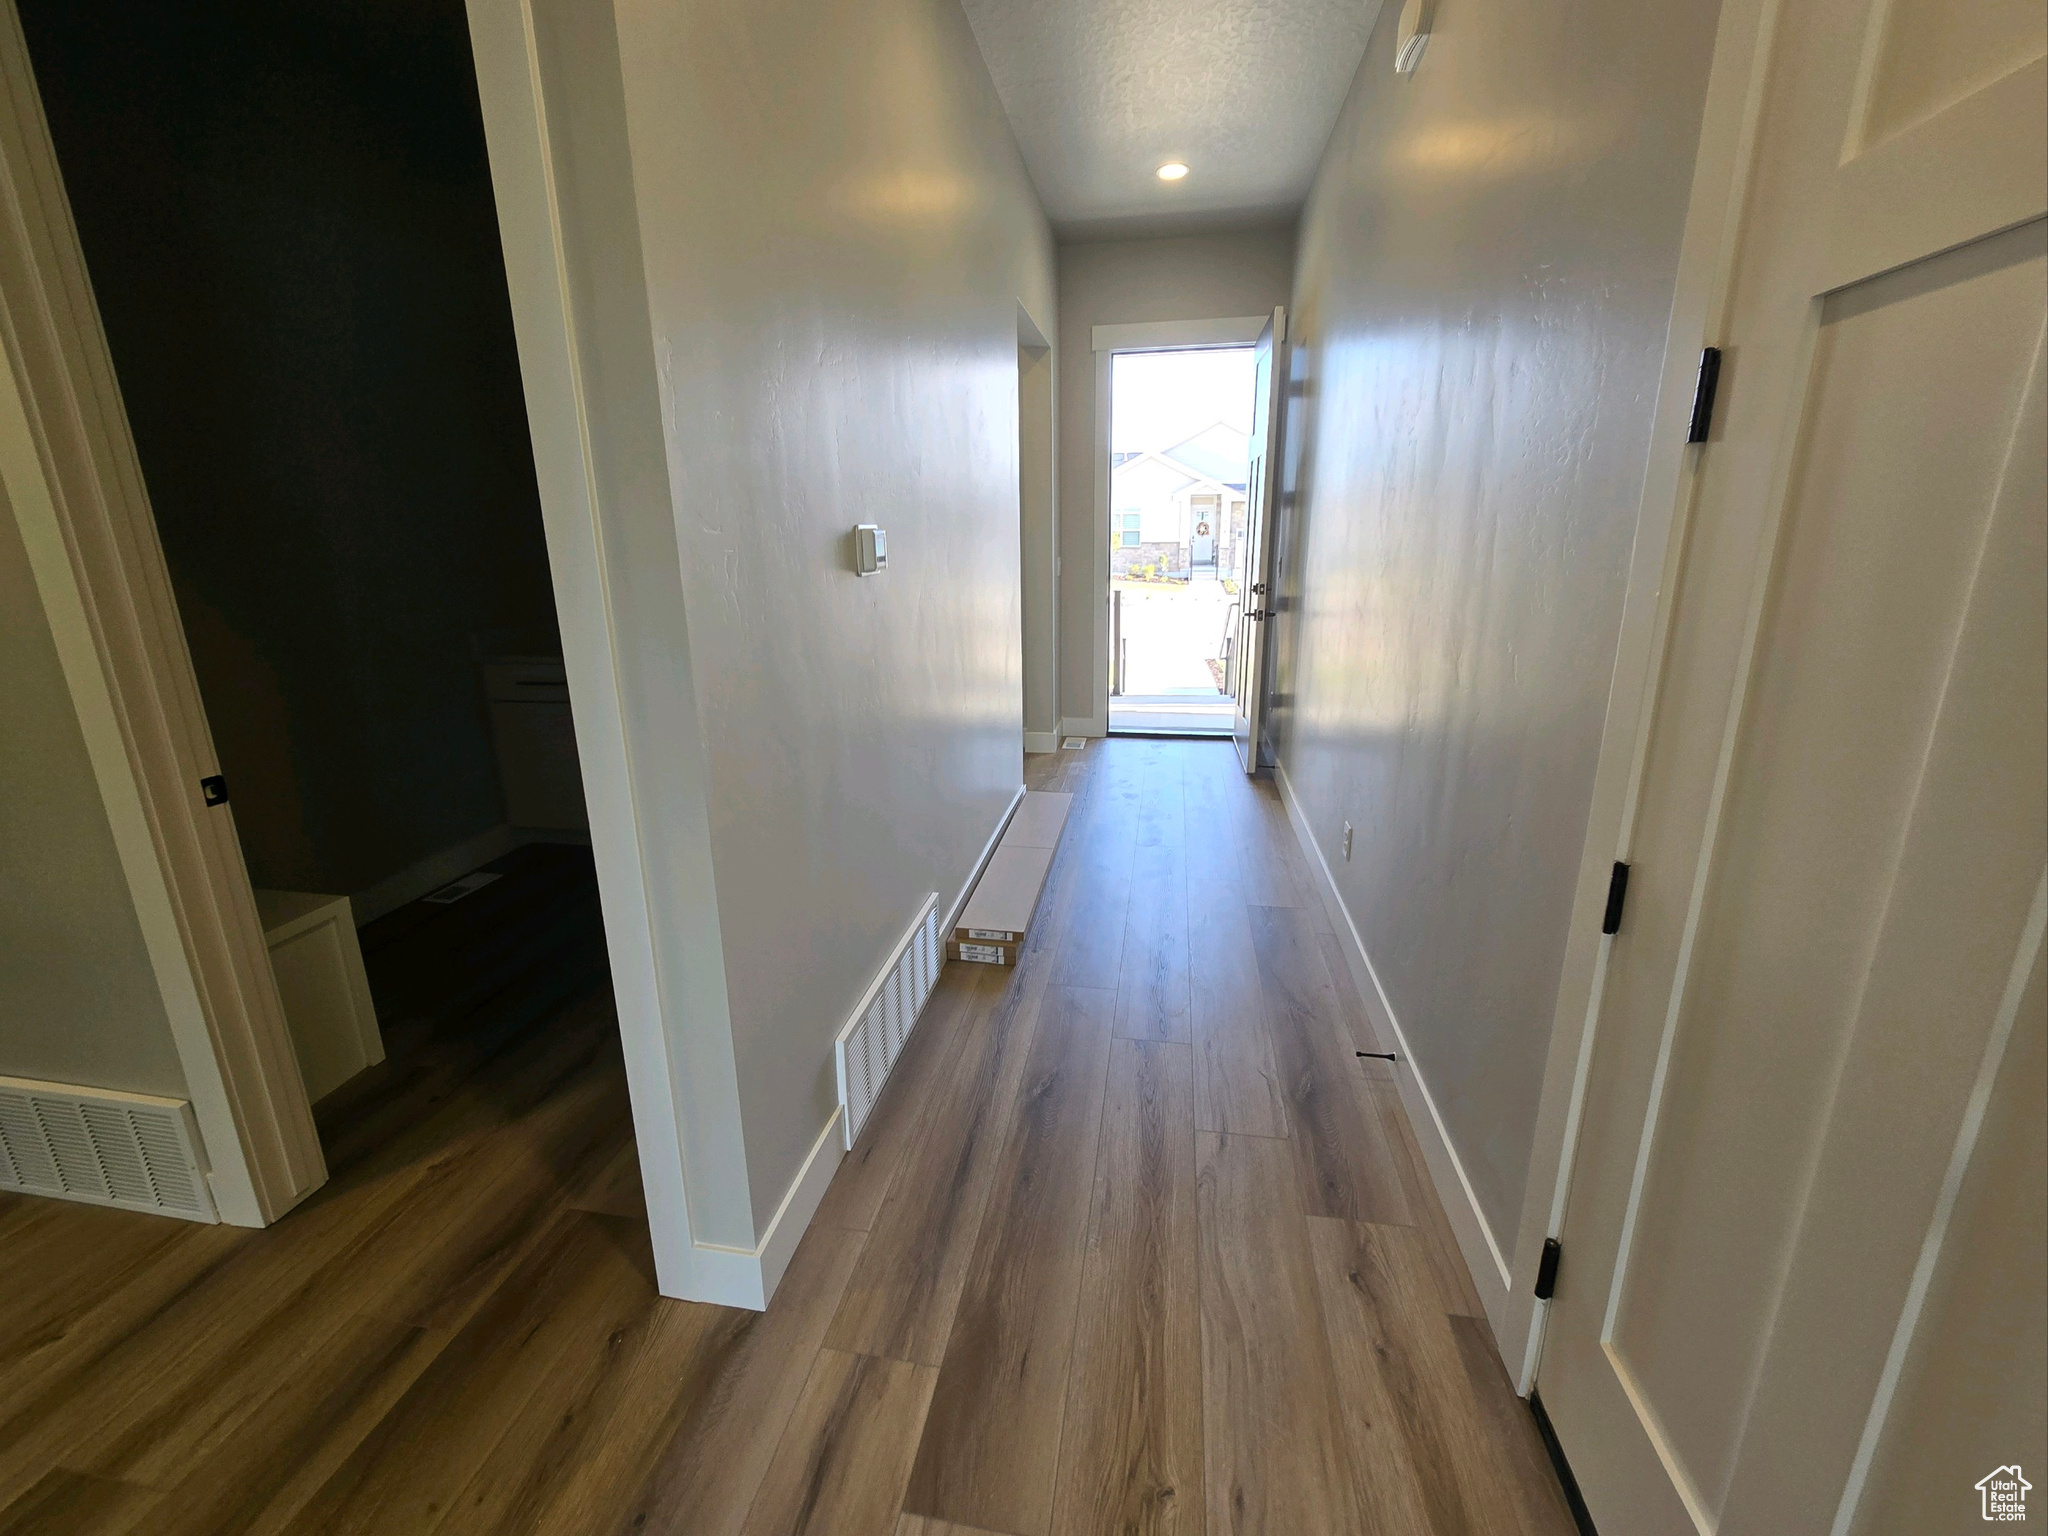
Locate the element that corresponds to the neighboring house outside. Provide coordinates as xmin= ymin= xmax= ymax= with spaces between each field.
xmin=1110 ymin=421 xmax=1249 ymax=578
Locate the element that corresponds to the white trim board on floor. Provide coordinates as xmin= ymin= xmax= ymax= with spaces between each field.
xmin=1274 ymin=763 xmax=1524 ymax=1362
xmin=945 ymin=784 xmax=1028 ymax=936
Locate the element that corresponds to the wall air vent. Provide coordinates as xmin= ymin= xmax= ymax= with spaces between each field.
xmin=834 ymin=894 xmax=941 ymax=1149
xmin=0 ymin=1075 xmax=217 ymax=1222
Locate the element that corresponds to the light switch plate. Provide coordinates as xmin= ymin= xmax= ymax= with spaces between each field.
xmin=854 ymin=524 xmax=888 ymax=576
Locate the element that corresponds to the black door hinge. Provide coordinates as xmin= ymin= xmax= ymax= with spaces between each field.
xmin=1601 ymin=861 xmax=1631 ymax=936
xmin=1686 ymin=346 xmax=1723 ymax=443
xmin=1534 ymin=1237 xmax=1563 ymax=1301
xmin=200 ymin=774 xmax=230 ymax=807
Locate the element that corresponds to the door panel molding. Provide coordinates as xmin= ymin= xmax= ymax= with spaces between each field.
xmin=1718 ymin=307 xmax=2048 ymax=1535
xmin=1823 ymin=55 xmax=2046 ymax=294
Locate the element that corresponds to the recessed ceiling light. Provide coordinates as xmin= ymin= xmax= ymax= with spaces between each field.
xmin=1156 ymin=162 xmax=1189 ymax=182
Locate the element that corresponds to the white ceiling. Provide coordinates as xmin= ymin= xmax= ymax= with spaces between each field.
xmin=959 ymin=0 xmax=1382 ymax=240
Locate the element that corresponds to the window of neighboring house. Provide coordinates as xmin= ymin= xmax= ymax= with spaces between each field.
xmin=1118 ymin=511 xmax=1142 ymax=547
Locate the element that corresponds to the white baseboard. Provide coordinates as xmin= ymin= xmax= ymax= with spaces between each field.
xmin=1024 ymin=730 xmax=1059 ymax=754
xmin=758 ymin=1105 xmax=845 ymax=1298
xmin=1272 ymin=762 xmax=1532 ymax=1370
xmin=350 ymin=823 xmax=522 ymax=926
xmin=513 ymin=826 xmax=594 ymax=847
xmin=687 ymin=786 xmax=1027 ymax=1311
xmin=674 ymin=1106 xmax=845 ymax=1309
xmin=1059 ymin=716 xmax=1104 ymax=740
xmin=348 ymin=824 xmax=594 ymax=927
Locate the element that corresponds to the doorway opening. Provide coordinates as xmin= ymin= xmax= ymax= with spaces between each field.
xmin=16 ymin=0 xmax=631 ymax=1230
xmin=1107 ymin=346 xmax=1254 ymax=734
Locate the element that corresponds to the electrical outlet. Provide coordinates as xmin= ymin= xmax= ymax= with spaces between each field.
xmin=1342 ymin=821 xmax=1353 ymax=860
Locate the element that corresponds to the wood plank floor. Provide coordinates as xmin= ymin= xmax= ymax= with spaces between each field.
xmin=0 ymin=742 xmax=1576 ymax=1536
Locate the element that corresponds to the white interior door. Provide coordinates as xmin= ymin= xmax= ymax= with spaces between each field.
xmin=1230 ymin=307 xmax=1285 ymax=773
xmin=1539 ymin=0 xmax=2047 ymax=1529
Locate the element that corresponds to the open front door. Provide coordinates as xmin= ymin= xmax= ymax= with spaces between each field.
xmin=1229 ymin=307 xmax=1285 ymax=772
xmin=1539 ymin=0 xmax=2045 ymax=1528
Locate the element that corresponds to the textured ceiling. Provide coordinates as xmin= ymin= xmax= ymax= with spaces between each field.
xmin=960 ymin=0 xmax=1381 ymax=239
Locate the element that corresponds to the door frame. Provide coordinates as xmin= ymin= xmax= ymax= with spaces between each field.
xmin=0 ymin=0 xmax=325 ymax=1226
xmin=1494 ymin=0 xmax=1783 ymax=1388
xmin=1230 ymin=309 xmax=1284 ymax=774
xmin=1018 ymin=302 xmax=1058 ymax=754
xmin=0 ymin=0 xmax=833 ymax=1307
xmin=1083 ymin=315 xmax=1270 ymax=737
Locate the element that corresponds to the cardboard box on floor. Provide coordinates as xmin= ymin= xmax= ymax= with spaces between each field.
xmin=948 ymin=938 xmax=1019 ymax=966
xmin=951 ymin=790 xmax=1071 ymax=955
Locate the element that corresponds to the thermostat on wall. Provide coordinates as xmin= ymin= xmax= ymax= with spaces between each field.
xmin=854 ymin=524 xmax=888 ymax=576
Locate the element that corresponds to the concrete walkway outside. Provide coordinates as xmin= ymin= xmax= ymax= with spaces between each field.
xmin=1112 ymin=579 xmax=1233 ymax=732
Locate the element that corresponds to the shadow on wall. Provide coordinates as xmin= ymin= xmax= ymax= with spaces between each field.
xmin=19 ymin=0 xmax=560 ymax=901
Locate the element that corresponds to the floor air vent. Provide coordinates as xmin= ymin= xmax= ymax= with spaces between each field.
xmin=834 ymin=894 xmax=941 ymax=1149
xmin=0 ymin=1076 xmax=217 ymax=1222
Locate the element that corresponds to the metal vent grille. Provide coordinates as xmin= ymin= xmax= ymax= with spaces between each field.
xmin=0 ymin=1076 xmax=216 ymax=1222
xmin=834 ymin=894 xmax=942 ymax=1148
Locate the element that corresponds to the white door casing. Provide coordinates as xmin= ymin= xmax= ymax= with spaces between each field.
xmin=1539 ymin=0 xmax=2047 ymax=1529
xmin=1231 ymin=307 xmax=1286 ymax=774
xmin=1089 ymin=314 xmax=1272 ymax=738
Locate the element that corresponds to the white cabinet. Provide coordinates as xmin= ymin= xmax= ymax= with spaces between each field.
xmin=255 ymin=890 xmax=382 ymax=1105
xmin=483 ymin=657 xmax=589 ymax=831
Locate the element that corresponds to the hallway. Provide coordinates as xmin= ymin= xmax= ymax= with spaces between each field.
xmin=0 ymin=740 xmax=1574 ymax=1535
xmin=0 ymin=0 xmax=2036 ymax=1517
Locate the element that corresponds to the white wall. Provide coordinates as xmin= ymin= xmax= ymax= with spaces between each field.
xmin=0 ymin=479 xmax=185 ymax=1098
xmin=473 ymin=0 xmax=1053 ymax=1303
xmin=613 ymin=0 xmax=1054 ymax=1240
xmin=1055 ymin=226 xmax=1296 ymax=725
xmin=1272 ymin=0 xmax=1716 ymax=1291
